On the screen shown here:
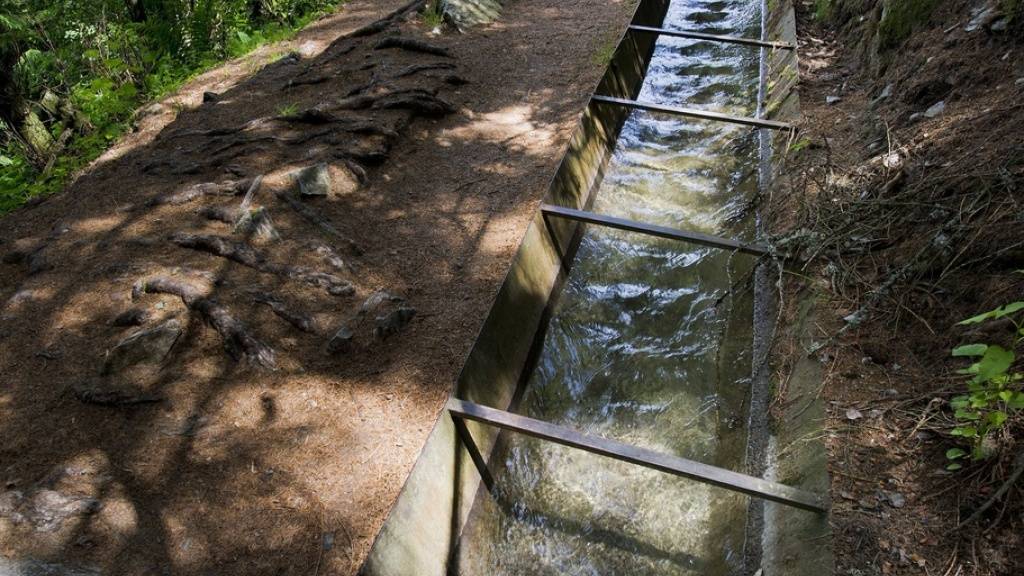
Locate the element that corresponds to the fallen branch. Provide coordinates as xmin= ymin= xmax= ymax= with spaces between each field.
xmin=133 ymin=276 xmax=276 ymax=368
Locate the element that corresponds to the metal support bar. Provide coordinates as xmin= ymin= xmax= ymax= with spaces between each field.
xmin=448 ymin=398 xmax=826 ymax=513
xmin=541 ymin=204 xmax=770 ymax=257
xmin=591 ymin=95 xmax=794 ymax=131
xmin=629 ymin=24 xmax=796 ymax=50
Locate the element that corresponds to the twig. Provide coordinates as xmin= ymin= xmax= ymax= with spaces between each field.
xmin=955 ymin=449 xmax=1024 ymax=529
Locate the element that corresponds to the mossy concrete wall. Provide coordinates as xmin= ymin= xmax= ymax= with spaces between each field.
xmin=358 ymin=2 xmax=669 ymax=574
xmin=757 ymin=1 xmax=834 ymax=574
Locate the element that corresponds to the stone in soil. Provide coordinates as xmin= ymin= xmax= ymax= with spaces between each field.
xmin=374 ymin=307 xmax=417 ymax=340
xmin=102 ymin=319 xmax=182 ymax=377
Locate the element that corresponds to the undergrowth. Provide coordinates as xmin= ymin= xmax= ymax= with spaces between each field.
xmin=0 ymin=0 xmax=344 ymax=214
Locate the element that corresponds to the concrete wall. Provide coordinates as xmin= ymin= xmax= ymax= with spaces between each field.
xmin=358 ymin=2 xmax=670 ymax=574
xmin=758 ymin=2 xmax=835 ymax=575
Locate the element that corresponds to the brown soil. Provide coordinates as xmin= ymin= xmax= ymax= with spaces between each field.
xmin=0 ymin=1 xmax=638 ymax=574
xmin=770 ymin=1 xmax=1023 ymax=575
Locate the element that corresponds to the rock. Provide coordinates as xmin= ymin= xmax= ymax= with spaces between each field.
xmin=989 ymin=17 xmax=1008 ymax=32
xmin=1015 ymin=78 xmax=1024 ymax=87
xmin=234 ymin=206 xmax=280 ymax=242
xmin=965 ymin=6 xmax=998 ymax=32
xmin=111 ymin=308 xmax=149 ymax=327
xmin=374 ymin=307 xmax=416 ymax=340
xmin=883 ymin=491 xmax=906 ymax=508
xmin=441 ymin=0 xmax=503 ymax=29
xmin=826 ymin=95 xmax=842 ymax=105
xmin=0 ymin=489 xmax=100 ymax=532
xmin=845 ymin=408 xmax=864 ymax=420
xmin=326 ymin=326 xmax=354 ymax=354
xmin=102 ymin=319 xmax=182 ymax=376
xmin=294 ymin=163 xmax=331 ymax=197
xmin=923 ymin=100 xmax=946 ymax=118
xmin=202 ymin=91 xmax=220 ymax=103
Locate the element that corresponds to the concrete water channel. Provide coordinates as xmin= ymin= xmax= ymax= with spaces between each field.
xmin=361 ymin=0 xmax=829 ymax=574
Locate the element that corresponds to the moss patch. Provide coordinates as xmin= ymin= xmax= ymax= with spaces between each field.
xmin=878 ymin=0 xmax=940 ymax=49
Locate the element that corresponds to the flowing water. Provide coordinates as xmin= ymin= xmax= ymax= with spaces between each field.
xmin=454 ymin=0 xmax=764 ymax=573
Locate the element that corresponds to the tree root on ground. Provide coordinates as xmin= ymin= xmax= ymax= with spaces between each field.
xmin=169 ymin=232 xmax=355 ymax=296
xmin=146 ymin=178 xmax=257 ymax=207
xmin=374 ymin=37 xmax=451 ymax=58
xmin=274 ymin=191 xmax=361 ymax=255
xmin=347 ymin=0 xmax=427 ymax=39
xmin=252 ymin=291 xmax=318 ymax=333
xmin=133 ymin=275 xmax=276 ymax=368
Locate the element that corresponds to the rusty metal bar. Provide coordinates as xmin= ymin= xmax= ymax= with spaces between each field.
xmin=629 ymin=24 xmax=796 ymax=50
xmin=541 ymin=204 xmax=770 ymax=256
xmin=591 ymin=94 xmax=794 ymax=131
xmin=448 ymin=398 xmax=827 ymax=513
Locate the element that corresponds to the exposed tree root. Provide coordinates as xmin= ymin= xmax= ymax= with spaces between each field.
xmin=73 ymin=383 xmax=164 ymax=406
xmin=274 ymin=191 xmax=362 ymax=255
xmin=347 ymin=0 xmax=427 ymax=38
xmin=252 ymin=291 xmax=318 ymax=333
xmin=133 ymin=276 xmax=276 ymax=369
xmin=374 ymin=37 xmax=451 ymax=58
xmin=392 ymin=62 xmax=456 ymax=78
xmin=169 ymin=233 xmax=354 ymax=295
xmin=146 ymin=178 xmax=257 ymax=207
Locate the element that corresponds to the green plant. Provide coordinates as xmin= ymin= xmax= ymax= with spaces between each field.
xmin=945 ymin=302 xmax=1024 ymax=469
xmin=0 ymin=0 xmax=344 ymax=214
xmin=422 ymin=1 xmax=444 ymax=29
xmin=277 ymin=102 xmax=299 ymax=116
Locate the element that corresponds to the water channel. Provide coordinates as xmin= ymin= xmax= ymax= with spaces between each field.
xmin=454 ymin=0 xmax=766 ymax=573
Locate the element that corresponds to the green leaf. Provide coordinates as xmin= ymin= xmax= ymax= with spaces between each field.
xmin=952 ymin=426 xmax=977 ymax=437
xmin=955 ymin=409 xmax=981 ymax=420
xmin=959 ymin=302 xmax=1024 ymax=324
xmin=999 ymin=390 xmax=1014 ymax=402
xmin=988 ymin=411 xmax=1008 ymax=427
xmin=974 ymin=345 xmax=1015 ymax=384
xmin=1008 ymin=392 xmax=1024 ymax=410
xmin=946 ymin=447 xmax=967 ymax=460
xmin=996 ymin=302 xmax=1024 ymax=318
xmin=0 ymin=155 xmax=13 ymax=167
xmin=953 ymin=343 xmax=988 ymax=357
xmin=946 ymin=462 xmax=963 ymax=471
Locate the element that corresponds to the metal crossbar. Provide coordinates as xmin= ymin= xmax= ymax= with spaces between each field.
xmin=591 ymin=95 xmax=794 ymax=131
xmin=628 ymin=24 xmax=796 ymax=50
xmin=448 ymin=398 xmax=826 ymax=513
xmin=541 ymin=204 xmax=770 ymax=256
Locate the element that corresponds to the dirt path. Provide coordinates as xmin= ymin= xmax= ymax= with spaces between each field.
xmin=0 ymin=1 xmax=638 ymax=574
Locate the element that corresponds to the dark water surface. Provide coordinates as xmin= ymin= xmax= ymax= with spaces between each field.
xmin=455 ymin=0 xmax=764 ymax=573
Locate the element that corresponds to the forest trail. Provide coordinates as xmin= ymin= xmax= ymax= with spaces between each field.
xmin=0 ymin=1 xmax=639 ymax=574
